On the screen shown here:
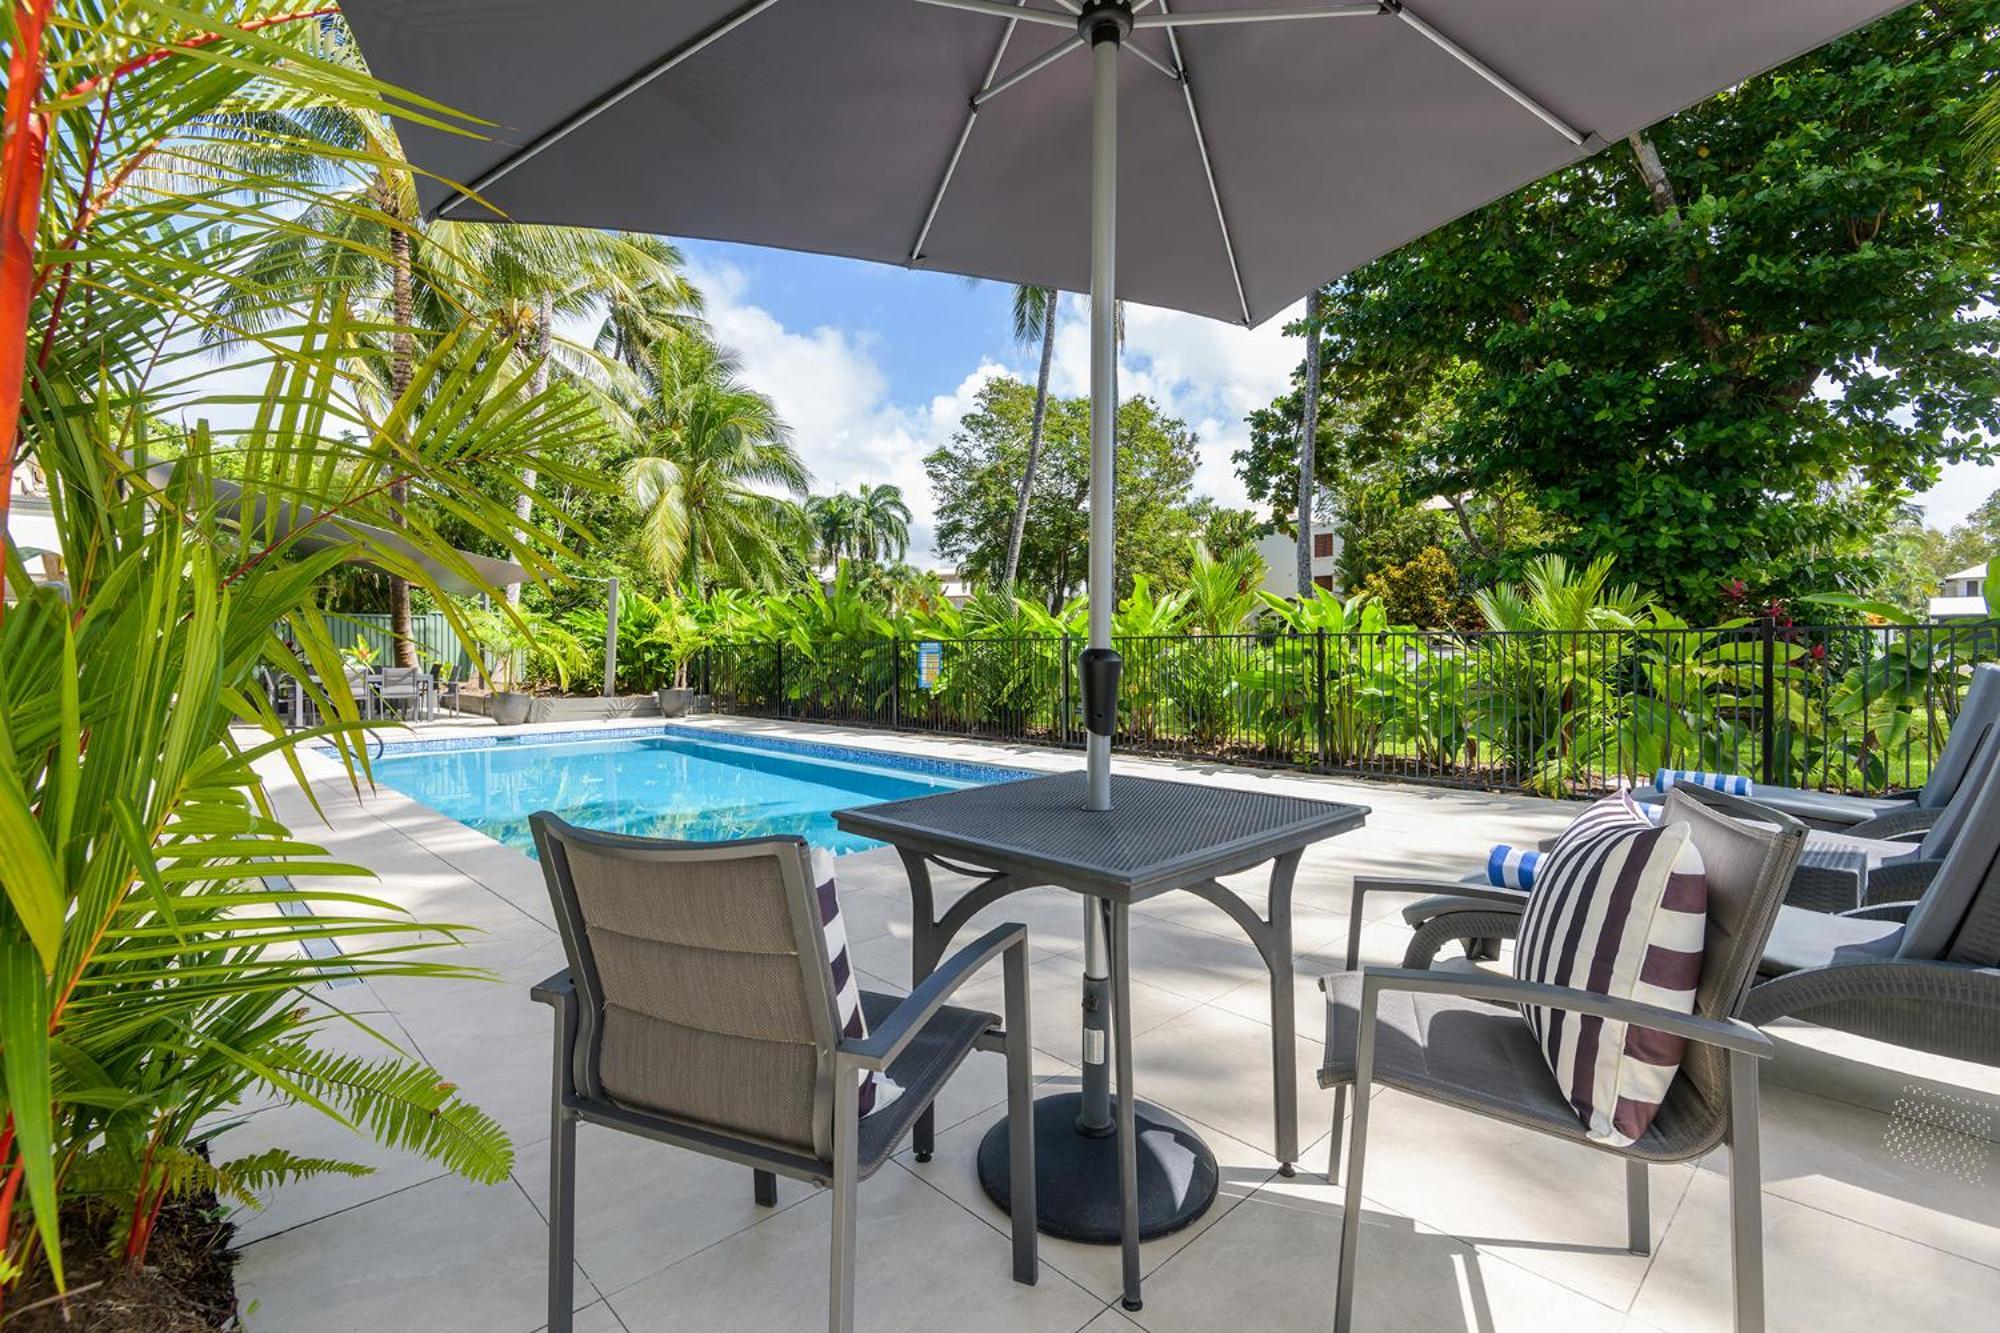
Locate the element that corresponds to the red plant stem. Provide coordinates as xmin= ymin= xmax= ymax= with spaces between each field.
xmin=32 ymin=89 xmax=108 ymax=372
xmin=0 ymin=0 xmax=55 ymax=626
xmin=0 ymin=1118 xmax=22 ymax=1318
xmin=3 ymin=4 xmax=339 ymax=621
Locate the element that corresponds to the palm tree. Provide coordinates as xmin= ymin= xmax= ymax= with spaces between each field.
xmin=624 ymin=335 xmax=810 ymax=590
xmin=208 ymin=37 xmax=694 ymax=616
xmin=806 ymin=491 xmax=864 ymax=566
xmin=855 ymin=482 xmax=913 ymax=563
xmin=1001 ymin=284 xmax=1059 ymax=590
xmin=462 ymin=226 xmax=697 ymax=601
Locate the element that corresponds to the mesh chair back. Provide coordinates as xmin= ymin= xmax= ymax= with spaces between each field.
xmin=378 ymin=665 xmax=423 ymax=692
xmin=1919 ymin=664 xmax=2000 ymax=809
xmin=1899 ymin=763 xmax=2000 ymax=966
xmin=1655 ymin=789 xmax=1806 ymax=1134
xmin=531 ymin=813 xmax=843 ymax=1158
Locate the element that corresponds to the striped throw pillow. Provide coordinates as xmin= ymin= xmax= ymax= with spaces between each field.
xmin=811 ymin=848 xmax=903 ymax=1118
xmin=1513 ymin=792 xmax=1706 ymax=1146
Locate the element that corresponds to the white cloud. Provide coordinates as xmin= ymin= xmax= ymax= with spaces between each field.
xmin=1047 ymin=297 xmax=1302 ymax=513
xmin=687 ymin=258 xmax=1016 ymax=566
xmin=1915 ymin=458 xmax=1999 ymax=531
xmin=687 ymin=258 xmax=1303 ymax=565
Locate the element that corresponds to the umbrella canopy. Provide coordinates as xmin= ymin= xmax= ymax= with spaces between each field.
xmin=343 ymin=0 xmax=1907 ymax=327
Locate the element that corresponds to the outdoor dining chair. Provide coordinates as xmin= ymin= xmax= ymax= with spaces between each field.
xmin=1633 ymin=663 xmax=2000 ymax=835
xmin=527 ymin=813 xmax=1037 ymax=1333
xmin=1319 ymin=788 xmax=1807 ymax=1333
xmin=373 ymin=664 xmax=426 ymax=720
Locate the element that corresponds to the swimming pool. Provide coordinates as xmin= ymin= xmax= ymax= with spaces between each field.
xmin=358 ymin=725 xmax=1028 ymax=856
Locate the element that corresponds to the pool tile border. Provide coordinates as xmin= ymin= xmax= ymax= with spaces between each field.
xmin=323 ymin=721 xmax=1033 ymax=788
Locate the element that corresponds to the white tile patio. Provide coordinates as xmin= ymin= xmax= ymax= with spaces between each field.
xmin=228 ymin=716 xmax=2000 ymax=1332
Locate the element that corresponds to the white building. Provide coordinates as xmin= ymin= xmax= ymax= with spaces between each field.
xmin=1929 ymin=561 xmax=1991 ymax=620
xmin=1256 ymin=524 xmax=1342 ymax=597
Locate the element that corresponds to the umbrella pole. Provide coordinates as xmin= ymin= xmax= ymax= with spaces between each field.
xmin=1081 ymin=8 xmax=1121 ymax=814
xmin=1076 ymin=0 xmax=1125 ymax=1149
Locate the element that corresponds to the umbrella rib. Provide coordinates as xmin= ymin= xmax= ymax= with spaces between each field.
xmin=1390 ymin=2 xmax=1586 ymax=147
xmin=910 ymin=6 xmax=1078 ymax=263
xmin=430 ymin=0 xmax=787 ymax=219
xmin=1133 ymin=3 xmax=1381 ymax=27
xmin=1157 ymin=0 xmax=1250 ymax=326
xmin=914 ymin=0 xmax=1076 ymax=28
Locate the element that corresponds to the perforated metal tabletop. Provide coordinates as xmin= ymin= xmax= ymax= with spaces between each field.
xmin=834 ymin=770 xmax=1368 ymax=902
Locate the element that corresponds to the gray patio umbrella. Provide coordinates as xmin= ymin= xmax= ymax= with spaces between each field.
xmin=341 ymin=0 xmax=1914 ymax=1283
xmin=340 ymin=0 xmax=1909 ymax=812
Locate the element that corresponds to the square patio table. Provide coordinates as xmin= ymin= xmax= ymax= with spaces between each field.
xmin=835 ymin=769 xmax=1367 ymax=1311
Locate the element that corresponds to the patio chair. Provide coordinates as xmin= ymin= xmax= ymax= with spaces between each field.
xmin=373 ymin=664 xmax=425 ymax=720
xmin=527 ymin=814 xmax=1037 ymax=1333
xmin=1383 ymin=724 xmax=2000 ymax=970
xmin=1320 ymin=789 xmax=1807 ymax=1333
xmin=1740 ymin=755 xmax=2000 ymax=1067
xmin=1632 ymin=662 xmax=2000 ymax=835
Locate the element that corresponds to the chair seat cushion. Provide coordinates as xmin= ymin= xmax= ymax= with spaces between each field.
xmin=1758 ymin=906 xmax=1902 ymax=976
xmin=1318 ymin=972 xmax=1722 ymax=1164
xmin=855 ymin=989 xmax=995 ymax=1178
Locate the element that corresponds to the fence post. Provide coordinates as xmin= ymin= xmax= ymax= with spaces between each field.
xmin=1315 ymin=627 xmax=1329 ymax=769
xmin=1760 ymin=617 xmax=1777 ymax=786
xmin=890 ymin=639 xmax=901 ymax=730
xmin=776 ymin=640 xmax=786 ymax=719
xmin=602 ymin=575 xmax=618 ymax=698
xmin=1061 ymin=634 xmax=1074 ymax=748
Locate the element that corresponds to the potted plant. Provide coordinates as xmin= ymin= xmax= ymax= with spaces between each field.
xmin=647 ymin=596 xmax=713 ymax=717
xmin=463 ymin=607 xmax=538 ymax=724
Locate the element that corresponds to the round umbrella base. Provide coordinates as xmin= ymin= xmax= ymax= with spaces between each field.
xmin=975 ymin=1092 xmax=1219 ymax=1244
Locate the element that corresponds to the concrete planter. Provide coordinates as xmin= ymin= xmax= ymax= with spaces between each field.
xmin=465 ymin=692 xmax=662 ymax=724
xmin=656 ymin=686 xmax=697 ymax=717
xmin=488 ymin=691 xmax=534 ymax=726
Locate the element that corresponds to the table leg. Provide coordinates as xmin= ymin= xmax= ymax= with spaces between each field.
xmin=898 ymin=848 xmax=942 ymax=1162
xmin=1108 ymin=897 xmax=1142 ymax=1311
xmin=1268 ymin=850 xmax=1302 ymax=1174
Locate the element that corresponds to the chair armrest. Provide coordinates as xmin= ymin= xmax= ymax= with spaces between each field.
xmin=1357 ymin=966 xmax=1775 ymax=1058
xmin=1842 ymin=900 xmax=1916 ymax=923
xmin=1744 ymin=961 xmax=2000 ymax=1060
xmin=531 ymin=968 xmax=576 ymax=1007
xmin=1398 ymin=886 xmax=1529 ymax=928
xmin=838 ymin=923 xmax=1027 ymax=1073
xmin=1843 ymin=804 xmax=1939 ymax=842
xmin=1861 ymin=857 xmax=1939 ymax=907
xmin=1348 ymin=875 xmax=1508 ymax=970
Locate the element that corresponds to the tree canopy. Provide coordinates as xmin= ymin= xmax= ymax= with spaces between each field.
xmin=1239 ymin=0 xmax=2000 ymax=618
xmin=925 ymin=378 xmax=1203 ymax=607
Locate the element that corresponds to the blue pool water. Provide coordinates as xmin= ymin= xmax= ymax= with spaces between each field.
xmin=360 ymin=726 xmax=1026 ymax=856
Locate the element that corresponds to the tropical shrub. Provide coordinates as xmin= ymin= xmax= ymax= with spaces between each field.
xmin=0 ymin=5 xmax=598 ymax=1310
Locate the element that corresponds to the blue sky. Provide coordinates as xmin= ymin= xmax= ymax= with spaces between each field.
xmin=675 ymin=238 xmax=1302 ymax=567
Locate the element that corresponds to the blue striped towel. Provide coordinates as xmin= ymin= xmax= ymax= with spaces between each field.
xmin=1654 ymin=768 xmax=1752 ymax=796
xmin=1486 ymin=845 xmax=1542 ymax=890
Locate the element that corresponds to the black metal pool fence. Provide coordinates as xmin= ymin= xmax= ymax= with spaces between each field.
xmin=697 ymin=619 xmax=2000 ymax=797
